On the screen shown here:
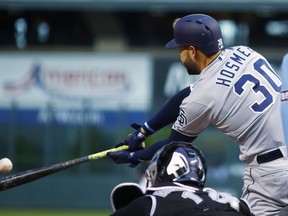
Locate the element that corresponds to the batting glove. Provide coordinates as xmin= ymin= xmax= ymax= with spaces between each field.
xmin=124 ymin=123 xmax=150 ymax=151
xmin=107 ymin=151 xmax=140 ymax=168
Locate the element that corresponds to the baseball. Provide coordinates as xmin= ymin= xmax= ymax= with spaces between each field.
xmin=0 ymin=158 xmax=13 ymax=173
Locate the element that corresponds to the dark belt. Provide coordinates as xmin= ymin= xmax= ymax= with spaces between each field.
xmin=256 ymin=148 xmax=284 ymax=164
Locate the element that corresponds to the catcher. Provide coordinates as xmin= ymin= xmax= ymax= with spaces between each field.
xmin=110 ymin=141 xmax=254 ymax=216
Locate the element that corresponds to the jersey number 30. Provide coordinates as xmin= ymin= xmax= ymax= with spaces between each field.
xmin=234 ymin=58 xmax=281 ymax=112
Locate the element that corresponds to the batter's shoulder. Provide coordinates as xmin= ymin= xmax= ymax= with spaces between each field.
xmin=225 ymin=45 xmax=251 ymax=51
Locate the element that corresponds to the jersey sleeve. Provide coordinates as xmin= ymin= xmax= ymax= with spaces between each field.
xmin=172 ymin=100 xmax=212 ymax=137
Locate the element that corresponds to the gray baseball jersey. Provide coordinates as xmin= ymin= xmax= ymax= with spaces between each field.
xmin=172 ymin=45 xmax=285 ymax=162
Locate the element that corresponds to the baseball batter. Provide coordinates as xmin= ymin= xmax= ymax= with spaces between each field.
xmin=108 ymin=14 xmax=288 ymax=216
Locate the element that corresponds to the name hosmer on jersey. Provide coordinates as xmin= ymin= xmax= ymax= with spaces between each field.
xmin=216 ymin=46 xmax=254 ymax=87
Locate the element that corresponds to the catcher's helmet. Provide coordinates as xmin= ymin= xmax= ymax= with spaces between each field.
xmin=145 ymin=141 xmax=207 ymax=187
xmin=165 ymin=14 xmax=224 ymax=56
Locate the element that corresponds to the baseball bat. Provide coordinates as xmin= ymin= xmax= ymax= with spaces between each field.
xmin=0 ymin=145 xmax=128 ymax=191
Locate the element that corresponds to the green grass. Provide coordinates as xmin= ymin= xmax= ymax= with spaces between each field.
xmin=0 ymin=209 xmax=112 ymax=216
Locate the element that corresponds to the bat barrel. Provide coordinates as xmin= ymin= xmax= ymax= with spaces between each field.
xmin=0 ymin=156 xmax=89 ymax=191
xmin=0 ymin=145 xmax=128 ymax=191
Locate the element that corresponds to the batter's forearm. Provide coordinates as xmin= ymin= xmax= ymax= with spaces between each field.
xmin=144 ymin=86 xmax=191 ymax=133
xmin=134 ymin=129 xmax=196 ymax=161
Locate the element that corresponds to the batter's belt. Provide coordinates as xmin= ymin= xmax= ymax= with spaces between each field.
xmin=246 ymin=146 xmax=287 ymax=165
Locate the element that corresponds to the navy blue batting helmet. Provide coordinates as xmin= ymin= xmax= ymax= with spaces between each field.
xmin=165 ymin=14 xmax=224 ymax=56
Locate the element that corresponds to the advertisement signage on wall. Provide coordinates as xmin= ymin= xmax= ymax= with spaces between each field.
xmin=0 ymin=52 xmax=152 ymax=125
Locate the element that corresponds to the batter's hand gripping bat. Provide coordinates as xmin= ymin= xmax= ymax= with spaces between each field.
xmin=0 ymin=145 xmax=128 ymax=191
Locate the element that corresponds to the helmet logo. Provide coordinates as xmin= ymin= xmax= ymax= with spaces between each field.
xmin=218 ymin=38 xmax=224 ymax=49
xmin=167 ymin=152 xmax=189 ymax=180
xmin=177 ymin=108 xmax=187 ymax=127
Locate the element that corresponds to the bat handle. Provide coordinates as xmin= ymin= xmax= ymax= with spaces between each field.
xmin=88 ymin=145 xmax=129 ymax=160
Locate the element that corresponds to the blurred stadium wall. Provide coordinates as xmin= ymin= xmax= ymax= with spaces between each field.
xmin=0 ymin=0 xmax=287 ymax=210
